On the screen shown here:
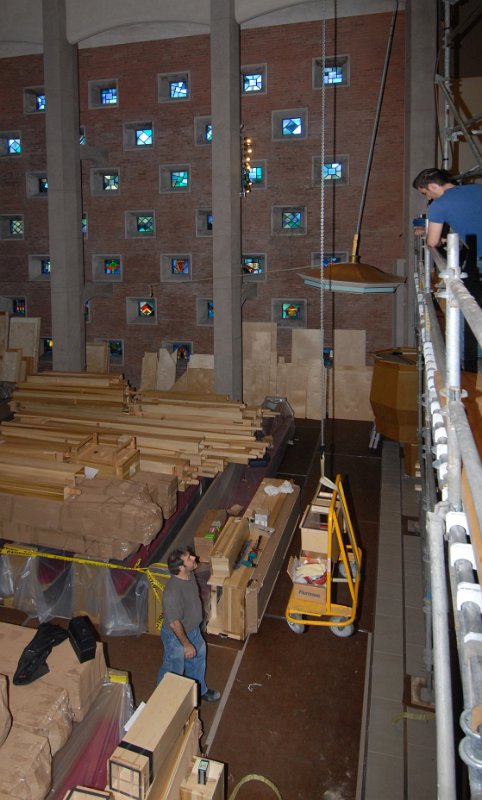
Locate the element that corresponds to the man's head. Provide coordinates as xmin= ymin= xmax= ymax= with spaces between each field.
xmin=167 ymin=548 xmax=197 ymax=576
xmin=413 ymin=168 xmax=457 ymax=201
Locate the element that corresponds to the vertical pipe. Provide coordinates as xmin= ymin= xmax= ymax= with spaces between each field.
xmin=428 ymin=509 xmax=457 ymax=798
xmin=445 ymin=233 xmax=462 ymax=510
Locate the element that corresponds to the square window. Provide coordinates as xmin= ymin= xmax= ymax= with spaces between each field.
xmin=312 ymin=155 xmax=349 ymax=187
xmin=40 ymin=337 xmax=53 ymax=360
xmin=160 ymin=164 xmax=190 ymax=193
xmin=91 ymin=168 xmax=120 ymax=196
xmin=246 ymin=160 xmax=266 ymax=190
xmin=24 ymin=87 xmax=46 ymax=114
xmin=84 ymin=300 xmax=90 ymax=321
xmin=0 ymin=133 xmax=22 ymax=157
xmin=138 ymin=299 xmax=154 ymax=317
xmin=271 ymin=298 xmax=307 ymax=328
xmin=272 ymin=108 xmax=307 ymax=141
xmin=161 ymin=253 xmax=192 ymax=282
xmin=125 ymin=210 xmax=155 ymax=238
xmin=196 ymin=298 xmax=214 ymax=326
xmin=82 ymin=214 xmax=88 ymax=238
xmin=12 ymin=297 xmax=26 ymax=316
xmin=0 ymin=215 xmax=24 ymax=240
xmin=194 ymin=116 xmax=212 ymax=146
xmin=123 ymin=121 xmax=154 ymax=150
xmin=28 ymin=255 xmax=51 ymax=280
xmin=80 ymin=127 xmax=86 ymax=145
xmin=241 ymin=64 xmax=267 ymax=95
xmin=242 ymin=254 xmax=267 ymax=282
xmin=162 ymin=340 xmax=193 ymax=361
xmin=272 ymin=206 xmax=306 ymax=236
xmin=126 ymin=297 xmax=157 ymax=324
xmin=313 ymin=56 xmax=350 ymax=89
xmin=88 ymin=79 xmax=119 ymax=109
xmin=311 ymin=251 xmax=348 ymax=268
xmin=158 ymin=72 xmax=190 ymax=103
xmin=26 ymin=172 xmax=48 ymax=198
xmin=196 ymin=209 xmax=213 ymax=237
xmin=92 ymin=255 xmax=123 ymax=282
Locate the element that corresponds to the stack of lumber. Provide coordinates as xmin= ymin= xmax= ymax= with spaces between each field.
xmin=6 ymin=374 xmax=273 ymax=485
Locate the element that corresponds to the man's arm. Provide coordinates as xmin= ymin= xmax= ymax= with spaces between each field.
xmin=170 ymin=619 xmax=196 ymax=659
xmin=426 ymin=221 xmax=444 ymax=249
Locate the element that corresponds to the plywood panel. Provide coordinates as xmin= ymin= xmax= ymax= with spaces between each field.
xmin=334 ymin=329 xmax=366 ymax=367
xmin=156 ymin=348 xmax=176 ymax=391
xmin=292 ymin=329 xmax=322 ymax=362
xmin=8 ymin=317 xmax=40 ymax=368
xmin=86 ymin=342 xmax=108 ymax=373
xmin=140 ymin=352 xmax=158 ymax=391
xmin=333 ymin=365 xmax=374 ymax=421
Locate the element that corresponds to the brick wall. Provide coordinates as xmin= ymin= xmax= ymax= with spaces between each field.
xmin=0 ymin=12 xmax=405 ymax=388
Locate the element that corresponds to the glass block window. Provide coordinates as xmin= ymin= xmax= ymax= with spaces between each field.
xmin=103 ymin=173 xmax=119 ymax=191
xmin=171 ymin=170 xmax=188 ymax=189
xmin=162 ymin=340 xmax=193 ymax=361
xmin=136 ymin=128 xmax=152 ymax=146
xmin=8 ymin=137 xmax=21 ymax=154
xmin=123 ymin=121 xmax=154 ymax=150
xmin=12 ymin=297 xmax=26 ymax=316
xmin=160 ymin=164 xmax=190 ymax=193
xmin=92 ymin=255 xmax=123 ymax=282
xmin=82 ymin=214 xmax=88 ymax=237
xmin=170 ymin=80 xmax=188 ymax=99
xmin=125 ymin=211 xmax=155 ymax=238
xmin=272 ymin=206 xmax=306 ymax=236
xmin=79 ymin=127 xmax=86 ymax=145
xmin=160 ymin=254 xmax=192 ymax=283
xmin=246 ymin=160 xmax=266 ymax=190
xmin=311 ymin=251 xmax=348 ymax=268
xmin=26 ymin=172 xmax=48 ymax=198
xmin=101 ymin=87 xmax=117 ymax=105
xmin=194 ymin=116 xmax=212 ymax=146
xmin=196 ymin=298 xmax=214 ymax=326
xmin=242 ymin=254 xmax=267 ymax=282
xmin=313 ymin=56 xmax=350 ymax=89
xmin=137 ymin=215 xmax=153 ymax=233
xmin=28 ymin=255 xmax=50 ymax=280
xmin=1 ymin=216 xmax=25 ymax=239
xmin=158 ymin=72 xmax=190 ymax=103
xmin=0 ymin=132 xmax=22 ymax=157
xmin=105 ymin=258 xmax=120 ymax=275
xmin=88 ymin=79 xmax=119 ymax=109
xmin=272 ymin=108 xmax=307 ymax=141
xmin=271 ymin=298 xmax=307 ymax=329
xmin=41 ymin=337 xmax=53 ymax=357
xmin=312 ymin=155 xmax=349 ymax=187
xmin=283 ymin=117 xmax=302 ymax=137
xmin=282 ymin=210 xmax=301 ymax=229
xmin=243 ymin=73 xmax=262 ymax=92
xmin=241 ymin=64 xmax=266 ymax=94
xmin=24 ymin=87 xmax=46 ymax=114
xmin=196 ymin=209 xmax=213 ymax=237
xmin=126 ymin=297 xmax=157 ymax=324
xmin=108 ymin=339 xmax=123 ymax=364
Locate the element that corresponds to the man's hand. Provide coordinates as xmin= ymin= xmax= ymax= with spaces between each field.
xmin=183 ymin=642 xmax=196 ymax=659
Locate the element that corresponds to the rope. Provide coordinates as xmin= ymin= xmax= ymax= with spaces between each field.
xmin=319 ymin=1 xmax=327 ymax=474
xmin=228 ymin=773 xmax=282 ymax=799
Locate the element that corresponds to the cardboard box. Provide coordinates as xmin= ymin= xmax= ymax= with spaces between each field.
xmin=108 ymin=673 xmax=198 ymax=800
xmin=300 ymin=503 xmax=330 ymax=553
xmin=193 ymin=509 xmax=227 ymax=562
xmin=0 ymin=673 xmax=11 ymax=746
xmin=180 ymin=756 xmax=225 ymax=799
xmin=9 ymin=678 xmax=72 ymax=755
xmin=0 ymin=622 xmax=107 ymax=722
xmin=0 ymin=724 xmax=52 ymax=800
xmin=287 ymin=555 xmax=327 ymax=605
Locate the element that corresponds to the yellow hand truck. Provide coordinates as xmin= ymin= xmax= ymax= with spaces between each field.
xmin=285 ymin=474 xmax=362 ymax=637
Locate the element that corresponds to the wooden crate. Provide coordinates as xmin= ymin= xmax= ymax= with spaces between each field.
xmin=180 ymin=757 xmax=225 ymax=799
xmin=107 ymin=674 xmax=197 ymax=800
xmin=209 ymin=517 xmax=249 ymax=578
xmin=63 ymin=788 xmax=113 ymax=799
xmin=193 ymin=509 xmax=227 ymax=562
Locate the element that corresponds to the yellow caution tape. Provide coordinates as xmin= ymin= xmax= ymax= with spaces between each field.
xmin=0 ymin=544 xmax=170 ymax=629
xmin=228 ymin=774 xmax=282 ymax=799
xmin=108 ymin=670 xmax=130 ymax=684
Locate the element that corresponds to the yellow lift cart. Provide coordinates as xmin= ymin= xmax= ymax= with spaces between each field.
xmin=285 ymin=474 xmax=362 ymax=637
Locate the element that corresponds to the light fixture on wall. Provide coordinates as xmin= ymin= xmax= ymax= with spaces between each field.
xmin=241 ymin=128 xmax=253 ymax=196
xmin=299 ymin=0 xmax=403 ymax=294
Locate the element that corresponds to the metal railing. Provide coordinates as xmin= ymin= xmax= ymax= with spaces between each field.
xmin=415 ymin=232 xmax=482 ymax=798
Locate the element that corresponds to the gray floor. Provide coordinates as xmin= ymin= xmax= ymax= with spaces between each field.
xmin=362 ymin=440 xmax=437 ymax=799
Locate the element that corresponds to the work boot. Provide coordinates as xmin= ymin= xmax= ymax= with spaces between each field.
xmin=202 ymin=688 xmax=221 ymax=702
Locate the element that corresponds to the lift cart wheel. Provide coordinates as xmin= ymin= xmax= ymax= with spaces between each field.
xmin=329 ymin=617 xmax=355 ymax=637
xmin=287 ymin=614 xmax=305 ymax=634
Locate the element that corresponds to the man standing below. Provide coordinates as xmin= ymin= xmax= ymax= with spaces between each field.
xmin=412 ymin=168 xmax=482 ymax=268
xmin=157 ymin=547 xmax=220 ymax=702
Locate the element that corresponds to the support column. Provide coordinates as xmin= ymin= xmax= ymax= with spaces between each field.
xmin=43 ymin=0 xmax=85 ymax=371
xmin=401 ymin=0 xmax=438 ymax=346
xmin=210 ymin=0 xmax=242 ymax=400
